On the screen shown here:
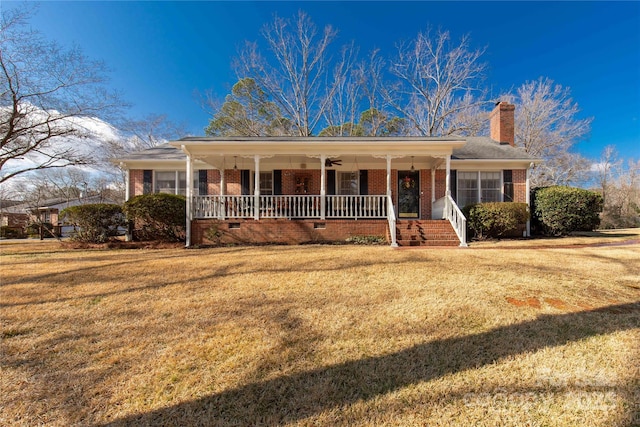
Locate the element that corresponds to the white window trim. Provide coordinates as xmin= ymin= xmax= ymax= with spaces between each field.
xmin=456 ymin=171 xmax=504 ymax=205
xmin=153 ymin=170 xmax=200 ymax=196
xmin=338 ymin=171 xmax=360 ymax=195
xmin=258 ymin=171 xmax=274 ymax=195
xmin=480 ymin=171 xmax=503 ymax=203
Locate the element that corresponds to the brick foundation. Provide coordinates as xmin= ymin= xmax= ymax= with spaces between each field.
xmin=192 ymin=218 xmax=389 ymax=245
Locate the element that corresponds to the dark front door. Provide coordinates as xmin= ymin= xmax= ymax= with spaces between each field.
xmin=398 ymin=170 xmax=420 ymax=218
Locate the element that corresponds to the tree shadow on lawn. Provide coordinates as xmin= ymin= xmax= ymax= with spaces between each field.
xmin=101 ymin=301 xmax=640 ymax=426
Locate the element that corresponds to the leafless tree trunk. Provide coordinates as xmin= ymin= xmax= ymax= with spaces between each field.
xmin=596 ymin=145 xmax=622 ymax=205
xmin=235 ymin=11 xmax=345 ymax=136
xmin=321 ymin=43 xmax=362 ymax=136
xmin=388 ymin=28 xmax=488 ymax=136
xmin=596 ymin=146 xmax=640 ymax=229
xmin=0 ymin=6 xmax=122 ymax=184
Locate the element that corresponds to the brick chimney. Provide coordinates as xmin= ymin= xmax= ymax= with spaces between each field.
xmin=489 ymin=101 xmax=515 ymax=146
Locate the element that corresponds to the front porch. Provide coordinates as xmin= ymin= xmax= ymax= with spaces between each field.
xmin=189 ymin=193 xmax=466 ymax=247
xmin=164 ymin=137 xmax=474 ymax=247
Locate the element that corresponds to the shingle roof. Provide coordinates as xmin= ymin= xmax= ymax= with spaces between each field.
xmin=453 ymin=137 xmax=536 ymax=160
xmin=118 ymin=143 xmax=187 ymax=161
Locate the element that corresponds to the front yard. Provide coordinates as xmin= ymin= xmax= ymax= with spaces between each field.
xmin=1 ymin=231 xmax=639 ymax=426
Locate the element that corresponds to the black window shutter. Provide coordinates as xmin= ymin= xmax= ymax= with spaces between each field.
xmin=273 ymin=170 xmax=282 ymax=195
xmin=198 ymin=170 xmax=208 ymax=195
xmin=503 ymin=170 xmax=514 ymax=202
xmin=241 ymin=170 xmax=251 ymax=195
xmin=143 ymin=170 xmax=153 ymax=195
xmin=359 ymin=170 xmax=368 ymax=195
xmin=327 ymin=170 xmax=336 ymax=195
xmin=450 ymin=170 xmax=457 ymax=202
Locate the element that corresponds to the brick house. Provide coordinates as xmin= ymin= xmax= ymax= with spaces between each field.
xmin=117 ymin=102 xmax=537 ymax=247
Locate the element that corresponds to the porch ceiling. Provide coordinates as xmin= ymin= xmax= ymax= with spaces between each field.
xmin=171 ymin=137 xmax=466 ymax=170
xmin=196 ymin=154 xmax=447 ymax=171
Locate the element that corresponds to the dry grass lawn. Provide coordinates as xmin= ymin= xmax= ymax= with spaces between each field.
xmin=1 ymin=230 xmax=639 ymax=426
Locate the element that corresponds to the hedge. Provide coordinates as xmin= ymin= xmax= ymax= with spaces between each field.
xmin=463 ymin=202 xmax=529 ymax=239
xmin=61 ymin=204 xmax=125 ymax=243
xmin=531 ymin=186 xmax=603 ymax=236
xmin=123 ymin=193 xmax=186 ymax=241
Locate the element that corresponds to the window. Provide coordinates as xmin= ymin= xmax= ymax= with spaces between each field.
xmin=154 ymin=171 xmax=200 ymax=196
xmin=155 ymin=171 xmax=177 ymax=194
xmin=259 ymin=172 xmax=273 ymax=195
xmin=338 ymin=171 xmax=359 ymax=195
xmin=457 ymin=172 xmax=478 ymax=207
xmin=481 ymin=172 xmax=501 ymax=202
xmin=456 ymin=171 xmax=503 ymax=206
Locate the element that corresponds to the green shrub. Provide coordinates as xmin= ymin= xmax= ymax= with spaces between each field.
xmin=463 ymin=202 xmax=529 ymax=239
xmin=61 ymin=204 xmax=125 ymax=243
xmin=123 ymin=193 xmax=186 ymax=241
xmin=532 ymin=186 xmax=603 ymax=236
xmin=0 ymin=226 xmax=25 ymax=239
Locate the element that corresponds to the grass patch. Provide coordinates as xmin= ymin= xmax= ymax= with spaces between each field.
xmin=1 ymin=234 xmax=639 ymax=426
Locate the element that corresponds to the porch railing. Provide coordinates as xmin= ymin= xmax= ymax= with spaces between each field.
xmin=193 ymin=195 xmax=388 ymax=220
xmin=260 ymin=195 xmax=321 ymax=218
xmin=193 ymin=195 xmax=254 ymax=219
xmin=325 ymin=195 xmax=387 ymax=219
xmin=444 ymin=194 xmax=467 ymax=247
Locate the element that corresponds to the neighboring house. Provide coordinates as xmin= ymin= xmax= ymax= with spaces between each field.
xmin=1 ymin=195 xmax=120 ymax=237
xmin=0 ymin=200 xmax=28 ymax=229
xmin=117 ymin=102 xmax=538 ymax=247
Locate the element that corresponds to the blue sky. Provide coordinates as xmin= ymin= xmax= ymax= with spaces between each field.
xmin=10 ymin=1 xmax=640 ymax=162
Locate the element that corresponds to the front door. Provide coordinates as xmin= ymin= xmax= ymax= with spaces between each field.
xmin=398 ymin=170 xmax=420 ymax=218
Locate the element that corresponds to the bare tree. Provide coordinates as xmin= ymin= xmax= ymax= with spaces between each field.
xmin=595 ymin=146 xmax=640 ymax=228
xmin=504 ymin=77 xmax=593 ymax=186
xmin=119 ymin=113 xmax=189 ymax=151
xmin=39 ymin=168 xmax=89 ymax=201
xmin=389 ymin=28 xmax=488 ymax=136
xmin=535 ymin=151 xmax=591 ymax=187
xmin=321 ymin=43 xmax=363 ymax=136
xmin=235 ymin=11 xmax=347 ymax=136
xmin=595 ymin=145 xmax=622 ymax=205
xmin=0 ymin=6 xmax=122 ymax=184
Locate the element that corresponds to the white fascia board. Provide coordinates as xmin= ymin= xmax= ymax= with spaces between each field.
xmin=169 ymin=139 xmax=466 ymax=157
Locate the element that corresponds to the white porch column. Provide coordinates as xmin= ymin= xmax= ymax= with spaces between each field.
xmin=320 ymin=155 xmax=326 ymax=220
xmin=526 ymin=162 xmax=532 ymax=237
xmin=431 ymin=167 xmax=436 ymax=203
xmin=219 ymin=168 xmax=225 ymax=220
xmin=445 ymin=155 xmax=451 ymax=196
xmin=386 ymin=155 xmax=392 ymax=197
xmin=254 ymin=155 xmax=260 ymax=220
xmin=220 ymin=168 xmax=225 ymax=196
xmin=183 ymin=146 xmax=193 ymax=247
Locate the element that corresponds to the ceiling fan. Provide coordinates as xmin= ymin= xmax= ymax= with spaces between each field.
xmin=325 ymin=158 xmax=342 ymax=167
